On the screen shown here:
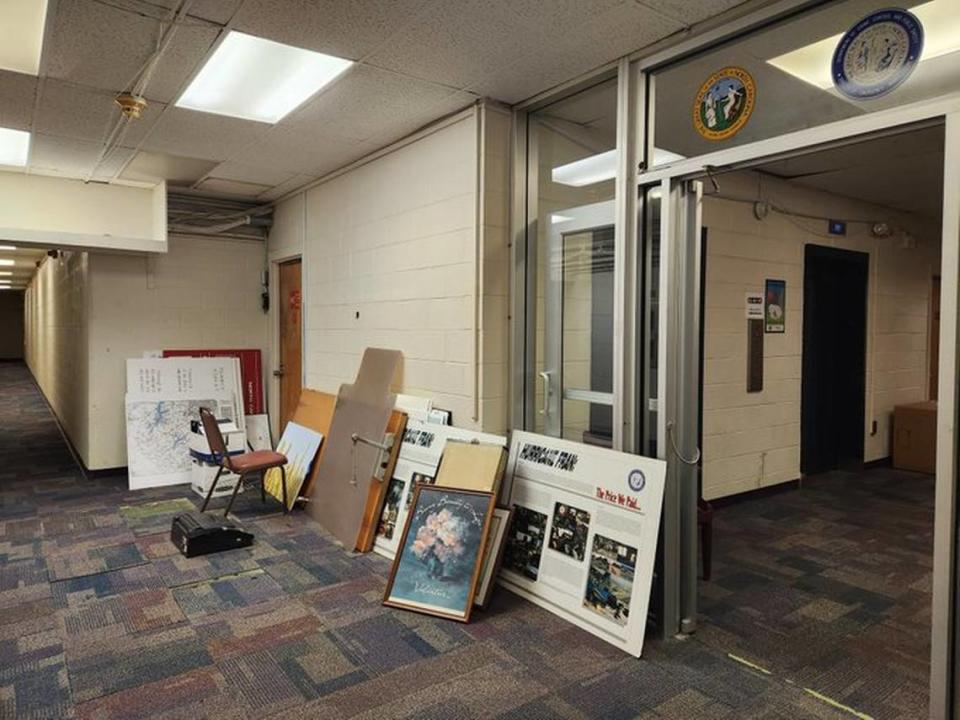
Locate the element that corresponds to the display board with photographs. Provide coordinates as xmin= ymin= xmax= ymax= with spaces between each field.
xmin=497 ymin=431 xmax=666 ymax=657
xmin=372 ymin=420 xmax=507 ymax=560
xmin=384 ymin=486 xmax=495 ymax=622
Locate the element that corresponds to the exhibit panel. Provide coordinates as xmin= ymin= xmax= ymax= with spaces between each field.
xmin=373 ymin=419 xmax=508 ymax=560
xmin=498 ymin=431 xmax=666 ymax=656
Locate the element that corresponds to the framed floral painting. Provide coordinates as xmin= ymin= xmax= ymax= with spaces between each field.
xmin=383 ymin=486 xmax=495 ymax=622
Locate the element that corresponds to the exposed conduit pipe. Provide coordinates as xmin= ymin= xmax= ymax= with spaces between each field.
xmin=168 ymin=215 xmax=252 ymax=235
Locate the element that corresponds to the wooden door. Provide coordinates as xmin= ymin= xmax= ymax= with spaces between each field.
xmin=931 ymin=276 xmax=940 ymax=400
xmin=278 ymin=259 xmax=302 ymax=430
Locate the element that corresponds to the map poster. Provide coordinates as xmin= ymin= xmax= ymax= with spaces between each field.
xmin=498 ymin=431 xmax=666 ymax=657
xmin=125 ymin=357 xmax=241 ymax=490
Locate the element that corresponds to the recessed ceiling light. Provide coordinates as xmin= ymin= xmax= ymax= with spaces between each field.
xmin=0 ymin=245 xmax=16 ymax=251
xmin=0 ymin=128 xmax=30 ymax=167
xmin=176 ymin=31 xmax=353 ymax=124
xmin=0 ymin=0 xmax=48 ymax=75
xmin=0 ymin=271 xmax=11 ymax=276
xmin=0 ymin=259 xmax=15 ymax=267
xmin=767 ymin=0 xmax=960 ymax=90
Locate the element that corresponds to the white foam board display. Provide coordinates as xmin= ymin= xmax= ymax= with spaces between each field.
xmin=124 ymin=357 xmax=242 ymax=490
xmin=372 ymin=419 xmax=508 ymax=560
xmin=497 ymin=431 xmax=666 ymax=657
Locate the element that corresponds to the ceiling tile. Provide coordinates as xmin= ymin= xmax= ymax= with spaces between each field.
xmin=194 ymin=177 xmax=272 ymax=197
xmin=279 ymin=64 xmax=467 ymax=142
xmin=467 ymin=4 xmax=682 ymax=103
xmin=635 ymin=0 xmax=750 ymax=27
xmin=119 ymin=150 xmax=218 ymax=185
xmin=149 ymin=0 xmax=243 ymax=25
xmin=28 ymin=133 xmax=135 ymax=181
xmin=34 ymin=80 xmax=165 ymax=145
xmin=0 ymin=70 xmax=37 ymax=131
xmin=230 ymin=0 xmax=431 ymax=60
xmin=205 ymin=161 xmax=294 ymax=187
xmin=257 ymin=173 xmax=317 ymax=201
xmin=46 ymin=0 xmax=219 ymax=104
xmin=228 ymin=125 xmax=371 ymax=176
xmin=140 ymin=107 xmax=270 ymax=162
xmin=364 ymin=0 xmax=537 ymax=90
xmin=364 ymin=90 xmax=476 ymax=149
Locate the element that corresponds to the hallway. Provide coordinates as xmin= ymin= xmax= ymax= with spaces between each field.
xmin=0 ymin=362 xmax=855 ymax=720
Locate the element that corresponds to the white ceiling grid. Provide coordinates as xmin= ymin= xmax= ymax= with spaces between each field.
xmin=3 ymin=0 xmax=751 ymax=200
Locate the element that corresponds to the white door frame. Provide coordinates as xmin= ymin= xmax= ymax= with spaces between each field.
xmin=642 ymin=93 xmax=960 ymax=717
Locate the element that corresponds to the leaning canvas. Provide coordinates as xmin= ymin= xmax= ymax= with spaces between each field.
xmin=384 ymin=486 xmax=495 ymax=622
xmin=264 ymin=421 xmax=323 ymax=509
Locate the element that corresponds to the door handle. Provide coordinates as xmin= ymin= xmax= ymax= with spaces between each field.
xmin=273 ymin=365 xmax=285 ymax=378
xmin=539 ymin=371 xmax=551 ymax=415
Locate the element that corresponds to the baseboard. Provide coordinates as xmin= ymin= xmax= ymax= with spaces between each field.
xmin=707 ymin=479 xmax=801 ymax=509
xmin=863 ymin=456 xmax=892 ymax=470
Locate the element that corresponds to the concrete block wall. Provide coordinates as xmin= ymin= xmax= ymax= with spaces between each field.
xmin=24 ymin=251 xmax=91 ymax=465
xmin=268 ymin=104 xmax=511 ymax=433
xmin=24 ymin=236 xmax=267 ymax=471
xmin=701 ymin=170 xmax=940 ymax=499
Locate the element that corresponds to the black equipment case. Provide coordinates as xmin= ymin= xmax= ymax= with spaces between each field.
xmin=171 ymin=511 xmax=254 ymax=558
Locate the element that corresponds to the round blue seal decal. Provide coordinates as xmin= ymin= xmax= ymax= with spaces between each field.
xmin=627 ymin=469 xmax=646 ymax=493
xmin=832 ymin=8 xmax=924 ymax=100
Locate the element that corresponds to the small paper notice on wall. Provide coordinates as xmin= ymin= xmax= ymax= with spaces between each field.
xmin=745 ymin=293 xmax=764 ymax=320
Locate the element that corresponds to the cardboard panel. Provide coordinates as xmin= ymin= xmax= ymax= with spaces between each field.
xmin=307 ymin=348 xmax=401 ymax=547
xmin=434 ymin=441 xmax=507 ymax=494
xmin=355 ymin=410 xmax=408 ymax=552
xmin=291 ymin=389 xmax=337 ymax=499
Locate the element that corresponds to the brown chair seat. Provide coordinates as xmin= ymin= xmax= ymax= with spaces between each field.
xmin=228 ymin=450 xmax=287 ymax=474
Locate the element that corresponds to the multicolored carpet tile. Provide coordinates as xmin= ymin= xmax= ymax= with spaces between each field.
xmin=0 ymin=362 xmax=929 ymax=719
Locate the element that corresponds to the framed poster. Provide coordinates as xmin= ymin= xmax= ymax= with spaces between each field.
xmin=765 ymin=279 xmax=786 ymax=333
xmin=372 ymin=421 xmax=507 ymax=560
xmin=384 ymin=486 xmax=495 ymax=622
xmin=497 ymin=431 xmax=666 ymax=657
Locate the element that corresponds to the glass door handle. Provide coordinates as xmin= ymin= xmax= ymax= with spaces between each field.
xmin=538 ymin=371 xmax=551 ymax=415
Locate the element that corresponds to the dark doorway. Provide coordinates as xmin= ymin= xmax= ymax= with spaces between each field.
xmin=801 ymin=244 xmax=869 ymax=475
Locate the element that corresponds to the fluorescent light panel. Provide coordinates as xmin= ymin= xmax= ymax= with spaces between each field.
xmin=177 ymin=31 xmax=353 ymax=123
xmin=0 ymin=260 xmax=15 ymax=267
xmin=0 ymin=245 xmax=16 ymax=251
xmin=0 ymin=0 xmax=48 ymax=75
xmin=551 ymin=147 xmax=685 ymax=187
xmin=0 ymin=128 xmax=30 ymax=167
xmin=767 ymin=0 xmax=960 ymax=90
xmin=0 ymin=272 xmax=11 ymax=276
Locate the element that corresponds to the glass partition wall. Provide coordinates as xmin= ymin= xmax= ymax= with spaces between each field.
xmin=524 ymin=77 xmax=619 ymax=446
xmin=514 ymin=1 xmax=960 ymax=711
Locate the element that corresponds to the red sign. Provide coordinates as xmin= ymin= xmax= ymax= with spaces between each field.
xmin=289 ymin=290 xmax=301 ymax=310
xmin=162 ymin=349 xmax=264 ymax=415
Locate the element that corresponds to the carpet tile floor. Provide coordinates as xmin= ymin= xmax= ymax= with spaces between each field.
xmin=0 ymin=362 xmax=927 ymax=719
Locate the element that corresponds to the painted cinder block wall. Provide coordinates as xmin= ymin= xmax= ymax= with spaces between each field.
xmin=701 ymin=170 xmax=940 ymax=500
xmin=267 ymin=104 xmax=511 ymax=435
xmin=24 ymin=236 xmax=268 ymax=470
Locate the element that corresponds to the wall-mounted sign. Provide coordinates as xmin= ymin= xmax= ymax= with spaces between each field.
xmin=693 ymin=66 xmax=756 ymax=141
xmin=289 ymin=289 xmax=301 ymax=310
xmin=828 ymin=219 xmax=847 ymax=235
xmin=832 ymin=8 xmax=924 ymax=100
xmin=745 ymin=292 xmax=764 ymax=320
xmin=765 ymin=279 xmax=786 ymax=334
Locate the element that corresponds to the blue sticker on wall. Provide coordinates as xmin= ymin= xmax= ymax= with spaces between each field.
xmin=627 ymin=469 xmax=646 ymax=493
xmin=832 ymin=8 xmax=924 ymax=100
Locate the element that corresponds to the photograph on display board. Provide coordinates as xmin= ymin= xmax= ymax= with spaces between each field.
xmin=377 ymin=478 xmax=406 ymax=540
xmin=384 ymin=486 xmax=495 ymax=621
xmin=583 ymin=534 xmax=637 ymax=627
xmin=502 ymin=506 xmax=547 ymax=580
xmin=548 ymin=502 xmax=591 ymax=561
xmin=404 ymin=472 xmax=435 ymax=509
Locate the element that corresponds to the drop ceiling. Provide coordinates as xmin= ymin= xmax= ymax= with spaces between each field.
xmin=0 ymin=0 xmax=754 ymax=201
